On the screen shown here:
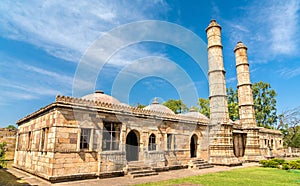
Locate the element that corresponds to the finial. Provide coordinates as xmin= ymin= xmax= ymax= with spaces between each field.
xmin=189 ymin=107 xmax=197 ymax=112
xmin=152 ymin=97 xmax=159 ymax=104
xmin=95 ymin=90 xmax=104 ymax=94
xmin=234 ymin=41 xmax=247 ymax=52
xmin=206 ymin=19 xmax=221 ymax=32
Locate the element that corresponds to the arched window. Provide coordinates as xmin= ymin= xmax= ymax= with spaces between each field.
xmin=148 ymin=134 xmax=156 ymax=151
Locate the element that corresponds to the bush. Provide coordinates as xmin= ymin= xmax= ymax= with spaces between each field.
xmin=259 ymin=159 xmax=283 ymax=168
xmin=260 ymin=158 xmax=300 ymax=170
xmin=288 ymin=160 xmax=300 ymax=169
xmin=272 ymin=158 xmax=286 ymax=165
xmin=282 ymin=163 xmax=291 ymax=170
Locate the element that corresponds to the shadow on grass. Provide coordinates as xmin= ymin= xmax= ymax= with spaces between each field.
xmin=0 ymin=168 xmax=30 ymax=186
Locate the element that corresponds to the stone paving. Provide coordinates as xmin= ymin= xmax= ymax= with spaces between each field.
xmin=7 ymin=163 xmax=259 ymax=186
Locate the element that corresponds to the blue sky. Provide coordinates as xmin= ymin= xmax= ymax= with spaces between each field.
xmin=0 ymin=0 xmax=300 ymax=127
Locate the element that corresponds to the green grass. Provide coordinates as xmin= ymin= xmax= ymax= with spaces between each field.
xmin=0 ymin=169 xmax=29 ymax=186
xmin=136 ymin=167 xmax=300 ymax=186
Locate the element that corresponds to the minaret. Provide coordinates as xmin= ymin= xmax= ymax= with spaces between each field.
xmin=234 ymin=41 xmax=262 ymax=161
xmin=234 ymin=42 xmax=256 ymax=128
xmin=206 ymin=20 xmax=230 ymax=124
xmin=206 ymin=20 xmax=240 ymax=166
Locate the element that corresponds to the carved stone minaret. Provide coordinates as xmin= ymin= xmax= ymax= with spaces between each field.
xmin=206 ymin=20 xmax=230 ymax=124
xmin=206 ymin=20 xmax=240 ymax=166
xmin=234 ymin=42 xmax=256 ymax=128
xmin=234 ymin=41 xmax=262 ymax=161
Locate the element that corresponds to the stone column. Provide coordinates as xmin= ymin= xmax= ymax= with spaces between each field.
xmin=206 ymin=19 xmax=229 ymax=124
xmin=206 ymin=20 xmax=240 ymax=166
xmin=234 ymin=41 xmax=262 ymax=161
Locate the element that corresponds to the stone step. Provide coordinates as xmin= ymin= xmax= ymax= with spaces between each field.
xmin=127 ymin=161 xmax=148 ymax=166
xmin=196 ymin=164 xmax=214 ymax=169
xmin=130 ymin=172 xmax=158 ymax=178
xmin=189 ymin=158 xmax=214 ymax=170
xmin=191 ymin=160 xmax=205 ymax=164
xmin=127 ymin=166 xmax=151 ymax=171
xmin=129 ymin=169 xmax=156 ymax=175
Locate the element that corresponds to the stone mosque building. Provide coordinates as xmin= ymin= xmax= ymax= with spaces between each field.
xmin=13 ymin=20 xmax=283 ymax=182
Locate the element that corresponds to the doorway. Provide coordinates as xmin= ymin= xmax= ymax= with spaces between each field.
xmin=126 ymin=130 xmax=139 ymax=161
xmin=233 ymin=133 xmax=247 ymax=158
xmin=190 ymin=134 xmax=198 ymax=158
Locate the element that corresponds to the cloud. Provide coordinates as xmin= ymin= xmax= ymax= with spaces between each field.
xmin=0 ymin=55 xmax=74 ymax=102
xmin=0 ymin=0 xmax=169 ymax=62
xmin=223 ymin=0 xmax=300 ymax=62
xmin=278 ymin=67 xmax=300 ymax=79
xmin=226 ymin=77 xmax=237 ymax=84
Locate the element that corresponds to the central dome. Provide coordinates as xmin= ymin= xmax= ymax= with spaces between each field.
xmin=81 ymin=90 xmax=121 ymax=104
xmin=143 ymin=98 xmax=175 ymax=114
xmin=179 ymin=108 xmax=209 ymax=120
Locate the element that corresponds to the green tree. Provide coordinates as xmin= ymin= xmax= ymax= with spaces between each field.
xmin=198 ymin=81 xmax=277 ymax=128
xmin=252 ymin=81 xmax=277 ymax=128
xmin=279 ymin=107 xmax=300 ymax=148
xmin=197 ymin=98 xmax=210 ymax=118
xmin=0 ymin=142 xmax=7 ymax=168
xmin=6 ymin=125 xmax=16 ymax=130
xmin=163 ymin=99 xmax=188 ymax=114
xmin=135 ymin=103 xmax=146 ymax=109
xmin=227 ymin=87 xmax=239 ymax=121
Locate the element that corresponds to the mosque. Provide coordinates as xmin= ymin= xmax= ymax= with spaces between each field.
xmin=13 ymin=20 xmax=283 ymax=182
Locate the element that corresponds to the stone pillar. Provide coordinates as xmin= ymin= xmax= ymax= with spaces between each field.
xmin=234 ymin=41 xmax=262 ymax=162
xmin=206 ymin=20 xmax=230 ymax=124
xmin=206 ymin=20 xmax=240 ymax=166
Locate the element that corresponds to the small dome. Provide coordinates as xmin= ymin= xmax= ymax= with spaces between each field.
xmin=143 ymin=98 xmax=175 ymax=114
xmin=180 ymin=108 xmax=208 ymax=120
xmin=82 ymin=90 xmax=121 ymax=104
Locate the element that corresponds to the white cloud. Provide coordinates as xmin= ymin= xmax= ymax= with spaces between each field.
xmin=0 ymin=1 xmax=171 ymax=102
xmin=223 ymin=0 xmax=300 ymax=61
xmin=278 ymin=67 xmax=300 ymax=79
xmin=0 ymin=0 xmax=169 ymax=62
xmin=0 ymin=55 xmax=74 ymax=101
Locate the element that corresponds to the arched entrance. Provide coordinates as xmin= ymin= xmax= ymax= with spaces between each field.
xmin=126 ymin=130 xmax=139 ymax=161
xmin=190 ymin=134 xmax=198 ymax=158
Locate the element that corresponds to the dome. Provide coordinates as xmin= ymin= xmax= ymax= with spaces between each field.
xmin=180 ymin=108 xmax=209 ymax=120
xmin=81 ymin=90 xmax=121 ymax=104
xmin=143 ymin=98 xmax=175 ymax=114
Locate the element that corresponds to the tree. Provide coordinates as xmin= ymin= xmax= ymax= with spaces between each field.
xmin=252 ymin=81 xmax=277 ymax=128
xmin=198 ymin=81 xmax=277 ymax=128
xmin=135 ymin=103 xmax=146 ymax=109
xmin=0 ymin=142 xmax=7 ymax=168
xmin=6 ymin=125 xmax=16 ymax=130
xmin=227 ymin=87 xmax=239 ymax=121
xmin=163 ymin=99 xmax=188 ymax=114
xmin=197 ymin=98 xmax=210 ymax=118
xmin=278 ymin=107 xmax=300 ymax=148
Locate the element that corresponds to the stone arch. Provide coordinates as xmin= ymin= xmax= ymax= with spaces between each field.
xmin=190 ymin=134 xmax=198 ymax=158
xmin=126 ymin=130 xmax=140 ymax=161
xmin=148 ymin=133 xmax=156 ymax=151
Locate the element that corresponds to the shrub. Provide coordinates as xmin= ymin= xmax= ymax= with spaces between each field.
xmin=282 ymin=163 xmax=291 ymax=170
xmin=288 ymin=160 xmax=300 ymax=169
xmin=259 ymin=159 xmax=286 ymax=168
xmin=272 ymin=158 xmax=285 ymax=165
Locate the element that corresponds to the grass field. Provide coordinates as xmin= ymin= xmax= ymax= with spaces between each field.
xmin=136 ymin=167 xmax=300 ymax=186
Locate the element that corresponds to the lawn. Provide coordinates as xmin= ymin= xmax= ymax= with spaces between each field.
xmin=136 ymin=167 xmax=300 ymax=186
xmin=0 ymin=169 xmax=29 ymax=186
